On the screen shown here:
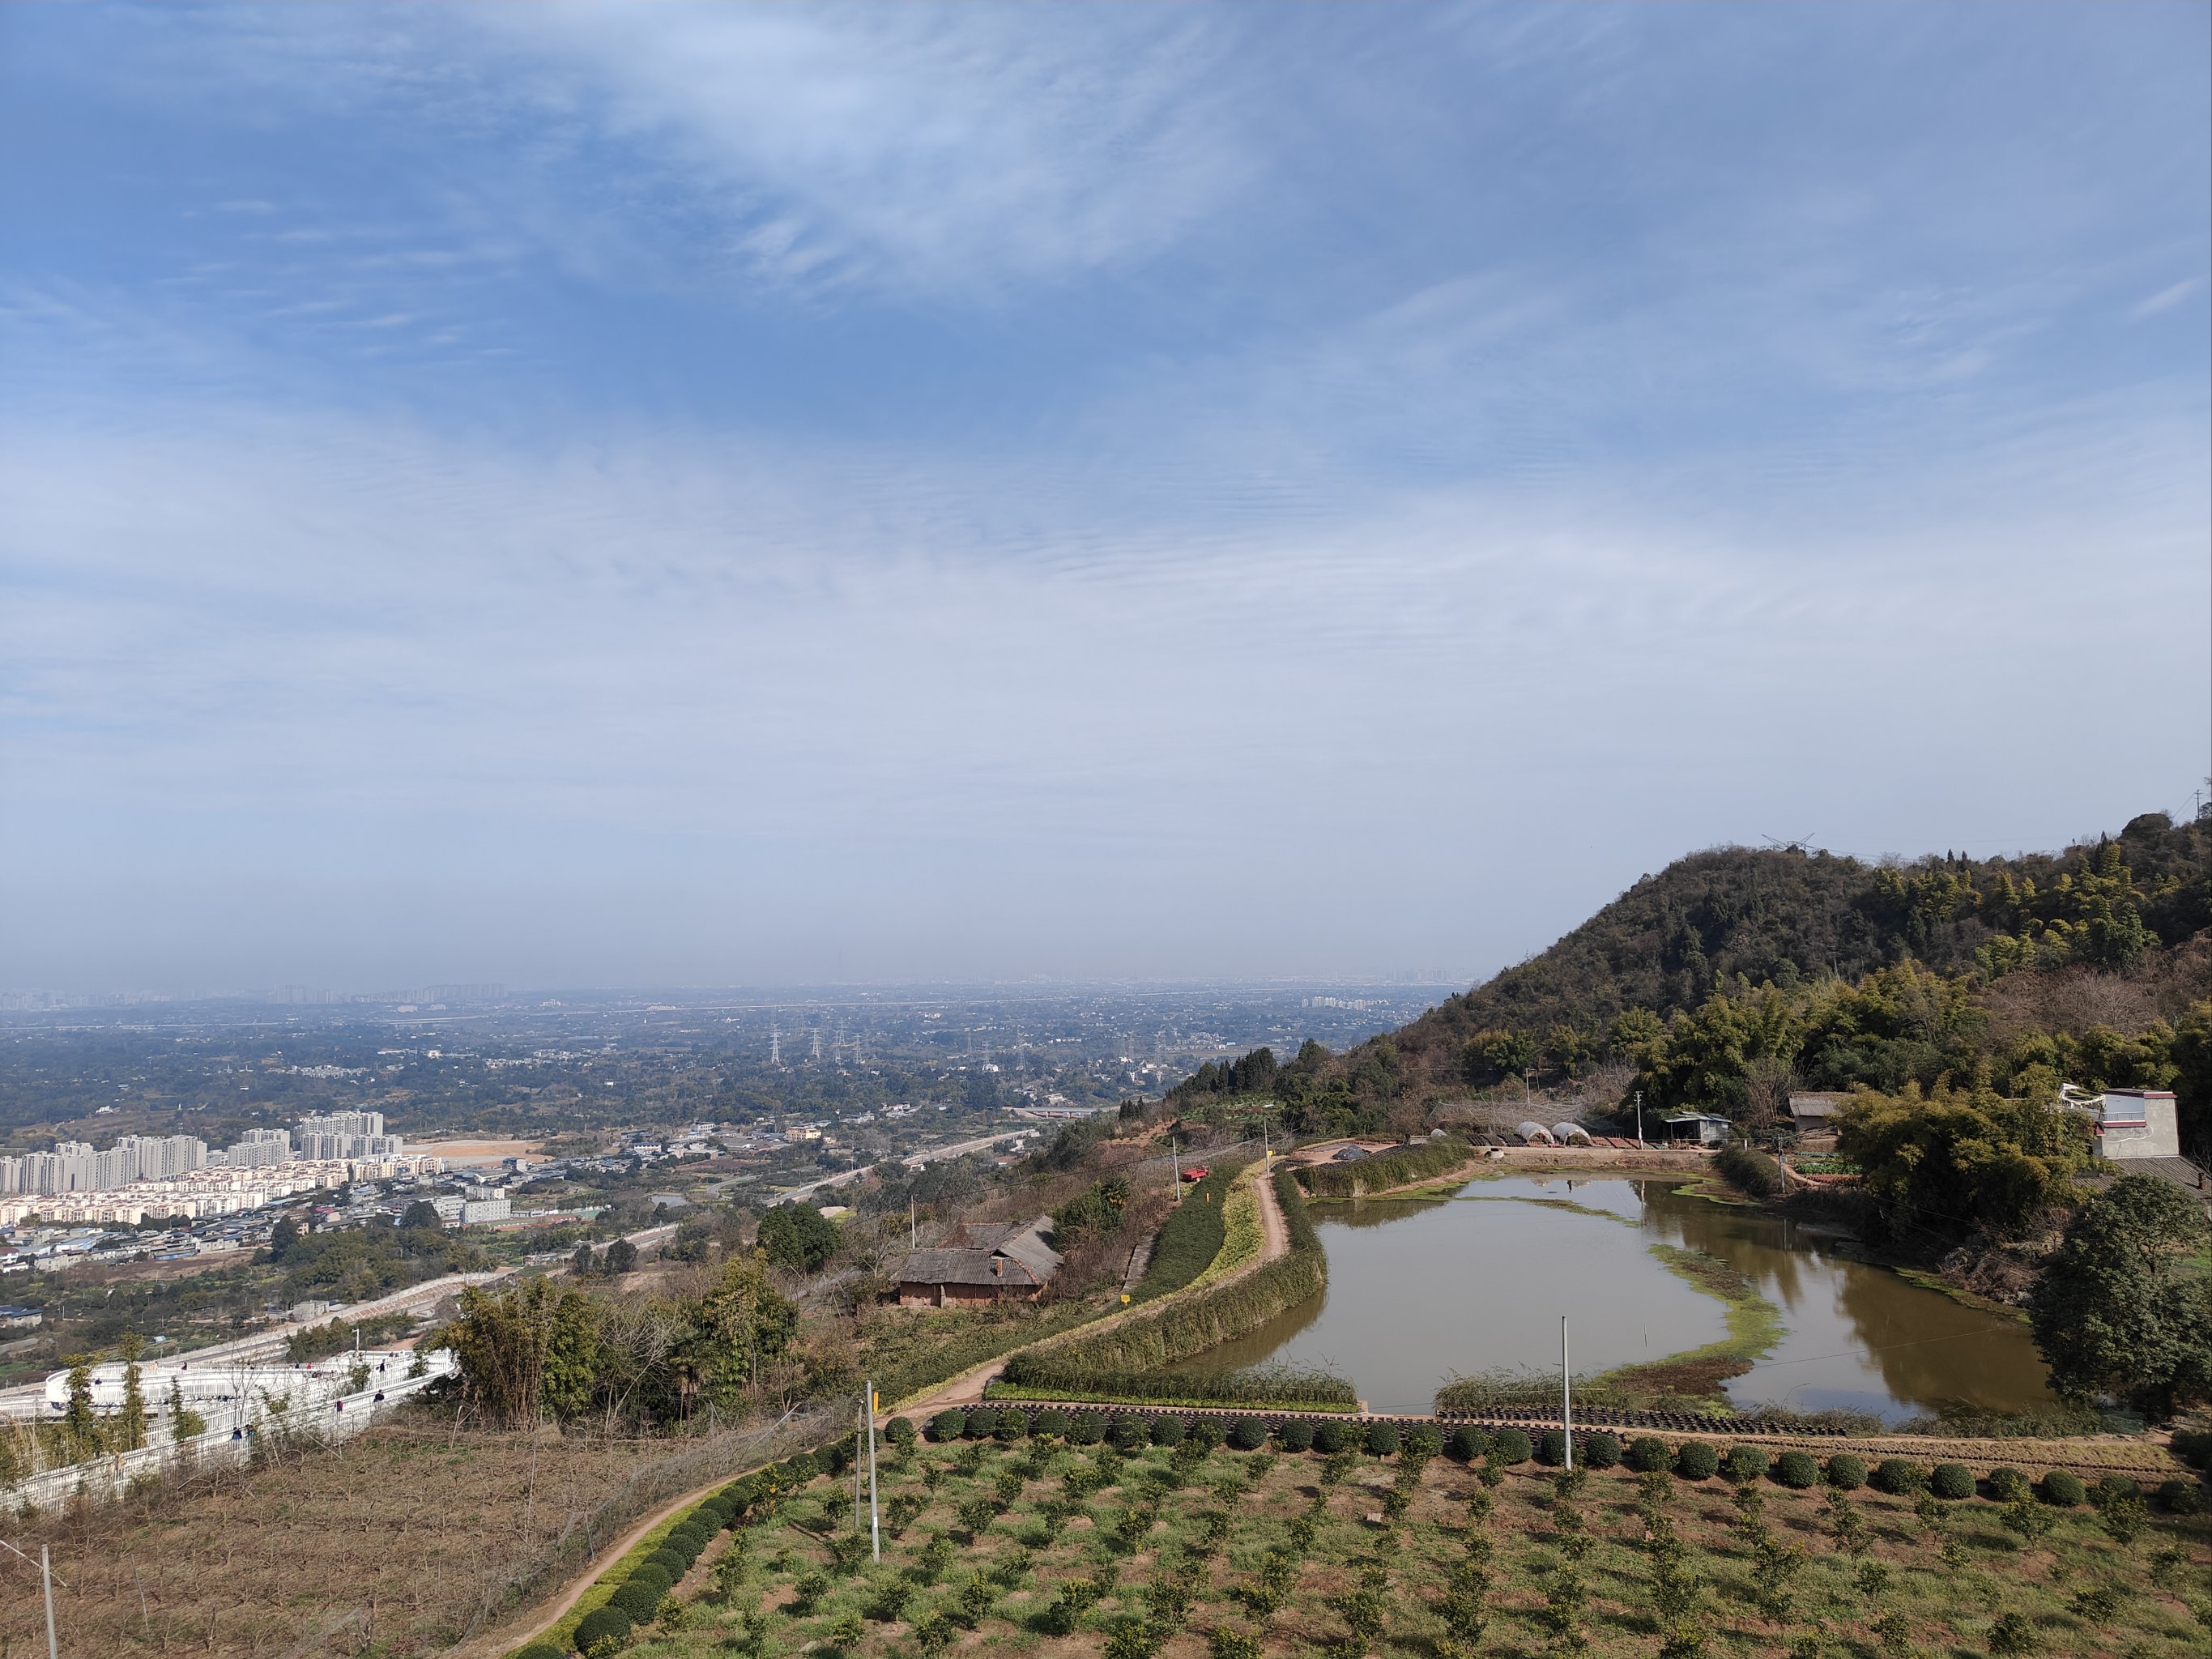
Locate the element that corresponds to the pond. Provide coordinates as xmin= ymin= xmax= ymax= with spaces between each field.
xmin=1182 ymin=1174 xmax=2056 ymax=1422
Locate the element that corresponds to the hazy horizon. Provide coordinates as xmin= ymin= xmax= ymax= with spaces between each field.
xmin=3 ymin=4 xmax=2206 ymax=995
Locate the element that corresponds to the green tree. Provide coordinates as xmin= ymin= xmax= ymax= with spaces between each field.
xmin=399 ymin=1200 xmax=443 ymax=1230
xmin=2167 ymin=1000 xmax=2212 ymax=1160
xmin=1056 ymin=1176 xmax=1132 ymax=1241
xmin=166 ymin=1376 xmax=206 ymax=1441
xmin=680 ymin=1249 xmax=799 ymax=1410
xmin=605 ymin=1237 xmax=639 ymax=1274
xmin=438 ymin=1277 xmax=603 ymax=1427
xmin=2028 ymin=1174 xmax=2212 ymax=1418
xmin=59 ymin=1361 xmax=100 ymax=1458
xmin=757 ymin=1202 xmax=842 ymax=1273
xmin=1837 ymin=1072 xmax=2086 ymax=1238
xmin=116 ymin=1333 xmax=148 ymax=1452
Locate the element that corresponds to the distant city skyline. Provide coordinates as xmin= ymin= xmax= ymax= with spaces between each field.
xmin=2 ymin=4 xmax=2205 ymax=992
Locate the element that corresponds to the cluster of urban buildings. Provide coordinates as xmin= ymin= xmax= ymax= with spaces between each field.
xmin=0 ymin=1111 xmax=445 ymax=1225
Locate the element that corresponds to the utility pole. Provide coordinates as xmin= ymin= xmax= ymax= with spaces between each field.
xmin=1634 ymin=1091 xmax=1644 ymax=1149
xmin=1524 ymin=1068 xmax=1535 ymax=1106
xmin=1170 ymin=1137 xmax=1182 ymax=1204
xmin=866 ymin=1380 xmax=881 ymax=1563
xmin=909 ymin=1196 xmax=916 ymax=1251
xmin=1561 ymin=1316 xmax=1573 ymax=1474
xmin=43 ymin=1544 xmax=59 ymax=1659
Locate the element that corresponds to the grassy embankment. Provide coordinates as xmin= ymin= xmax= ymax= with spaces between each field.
xmin=567 ymin=1414 xmax=2212 ymax=1659
xmin=993 ymin=1166 xmax=1351 ymax=1411
xmin=1292 ymin=1137 xmax=1474 ymax=1200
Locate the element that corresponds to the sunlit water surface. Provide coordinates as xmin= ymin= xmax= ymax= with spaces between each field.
xmin=1181 ymin=1175 xmax=2053 ymax=1422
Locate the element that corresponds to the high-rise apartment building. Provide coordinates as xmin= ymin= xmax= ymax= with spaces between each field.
xmin=293 ymin=1111 xmax=402 ymax=1158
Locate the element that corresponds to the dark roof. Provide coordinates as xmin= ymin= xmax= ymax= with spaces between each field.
xmin=897 ymin=1215 xmax=1061 ymax=1287
xmin=896 ymin=1248 xmax=1049 ymax=1287
xmin=2104 ymin=1156 xmax=2210 ymax=1205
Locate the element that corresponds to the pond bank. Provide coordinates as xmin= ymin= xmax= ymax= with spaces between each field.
xmin=1192 ymin=1173 xmax=2059 ymax=1425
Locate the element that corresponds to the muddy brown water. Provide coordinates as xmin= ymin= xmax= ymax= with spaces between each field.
xmin=1179 ymin=1174 xmax=2056 ymax=1422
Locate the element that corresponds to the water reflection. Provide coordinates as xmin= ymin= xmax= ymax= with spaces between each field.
xmin=1636 ymin=1181 xmax=2056 ymax=1420
xmin=1183 ymin=1175 xmax=2054 ymax=1423
xmin=1178 ymin=1177 xmax=1727 ymax=1414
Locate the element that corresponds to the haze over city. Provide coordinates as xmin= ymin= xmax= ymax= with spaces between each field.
xmin=2 ymin=4 xmax=2206 ymax=995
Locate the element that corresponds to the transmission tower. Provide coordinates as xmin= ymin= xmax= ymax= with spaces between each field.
xmin=769 ymin=1024 xmax=782 ymax=1065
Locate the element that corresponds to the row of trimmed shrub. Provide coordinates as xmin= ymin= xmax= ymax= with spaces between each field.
xmin=1001 ymin=1168 xmax=1326 ymax=1394
xmin=514 ymin=1443 xmax=846 ymax=1658
xmin=1294 ymin=1136 xmax=1471 ymax=1200
xmin=987 ymin=1363 xmax=1357 ymax=1411
xmin=921 ymin=1405 xmax=1457 ymax=1459
xmin=1128 ymin=1165 xmax=1238 ymax=1302
xmin=912 ymin=1405 xmax=2203 ymax=1515
xmin=1511 ymin=1429 xmax=2199 ymax=1512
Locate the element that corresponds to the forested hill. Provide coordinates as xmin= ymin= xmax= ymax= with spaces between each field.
xmin=1171 ymin=811 xmax=2212 ymax=1154
xmin=1418 ymin=812 xmax=2212 ymax=1052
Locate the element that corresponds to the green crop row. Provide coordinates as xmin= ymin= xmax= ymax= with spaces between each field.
xmin=1129 ymin=1165 xmax=1239 ymax=1301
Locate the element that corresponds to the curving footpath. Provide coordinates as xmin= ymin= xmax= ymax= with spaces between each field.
xmin=451 ymin=1468 xmax=747 ymax=1659
xmin=893 ymin=1158 xmax=1292 ymax=1423
xmin=458 ymin=1162 xmax=1295 ymax=1657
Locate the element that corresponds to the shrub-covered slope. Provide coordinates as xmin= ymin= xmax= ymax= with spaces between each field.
xmin=1174 ymin=812 xmax=2212 ymax=1158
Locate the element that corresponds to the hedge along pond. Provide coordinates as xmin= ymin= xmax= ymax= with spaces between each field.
xmin=1174 ymin=1174 xmax=2056 ymax=1422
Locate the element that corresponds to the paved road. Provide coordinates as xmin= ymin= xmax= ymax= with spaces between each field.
xmin=769 ymin=1130 xmax=1034 ymax=1205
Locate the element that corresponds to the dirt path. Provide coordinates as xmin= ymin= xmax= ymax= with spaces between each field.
xmin=469 ymin=1167 xmax=1297 ymax=1655
xmin=447 ymin=1468 xmax=748 ymax=1659
xmin=1254 ymin=1158 xmax=1289 ymax=1260
xmin=893 ymin=1159 xmax=1294 ymax=1424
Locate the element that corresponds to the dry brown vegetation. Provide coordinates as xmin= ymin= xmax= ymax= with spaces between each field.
xmin=0 ymin=1412 xmax=818 ymax=1659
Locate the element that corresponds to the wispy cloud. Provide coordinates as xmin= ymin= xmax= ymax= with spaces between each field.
xmin=0 ymin=2 xmax=2204 ymax=987
xmin=2134 ymin=276 xmax=2203 ymax=319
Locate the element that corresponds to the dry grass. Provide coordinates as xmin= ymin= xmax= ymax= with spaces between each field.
xmin=0 ymin=1414 xmax=789 ymax=1659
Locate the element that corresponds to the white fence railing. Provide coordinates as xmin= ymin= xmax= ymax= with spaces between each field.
xmin=3 ymin=1366 xmax=446 ymax=1509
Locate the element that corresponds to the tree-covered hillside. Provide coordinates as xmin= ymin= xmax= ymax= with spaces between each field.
xmin=1174 ymin=812 xmax=2212 ymax=1158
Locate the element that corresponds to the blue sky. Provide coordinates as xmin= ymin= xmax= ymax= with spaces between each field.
xmin=2 ymin=3 xmax=2206 ymax=993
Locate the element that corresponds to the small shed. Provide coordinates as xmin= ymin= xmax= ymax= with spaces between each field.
xmin=1787 ymin=1094 xmax=1843 ymax=1149
xmin=1550 ymin=1122 xmax=1592 ymax=1145
xmin=1660 ymin=1111 xmax=1729 ymax=1148
xmin=1516 ymin=1121 xmax=1556 ymax=1145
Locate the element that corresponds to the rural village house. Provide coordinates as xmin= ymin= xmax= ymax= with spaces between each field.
xmin=893 ymin=1215 xmax=1061 ymax=1306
